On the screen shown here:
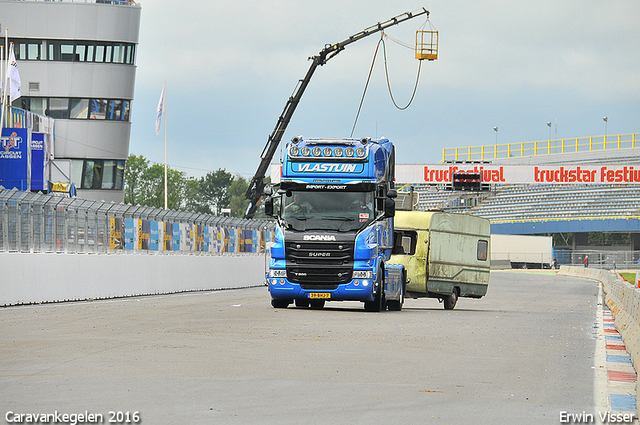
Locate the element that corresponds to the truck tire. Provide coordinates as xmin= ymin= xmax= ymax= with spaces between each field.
xmin=364 ymin=269 xmax=385 ymax=312
xmin=443 ymin=288 xmax=458 ymax=310
xmin=271 ymin=299 xmax=290 ymax=309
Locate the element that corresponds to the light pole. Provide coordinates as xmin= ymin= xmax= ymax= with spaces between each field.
xmin=493 ymin=126 xmax=498 ymax=144
xmin=603 ymin=116 xmax=608 ymax=140
xmin=547 ymin=121 xmax=552 ymax=141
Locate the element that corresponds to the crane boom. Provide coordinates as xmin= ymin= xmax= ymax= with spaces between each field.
xmin=244 ymin=8 xmax=429 ymax=218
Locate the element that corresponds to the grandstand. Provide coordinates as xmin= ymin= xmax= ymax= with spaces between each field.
xmin=396 ymin=133 xmax=640 ymax=266
xmin=468 ymin=184 xmax=640 ymax=221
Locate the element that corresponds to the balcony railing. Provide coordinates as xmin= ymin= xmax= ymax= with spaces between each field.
xmin=442 ymin=133 xmax=640 ymax=162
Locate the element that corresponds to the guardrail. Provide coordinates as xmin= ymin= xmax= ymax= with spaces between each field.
xmin=442 ymin=133 xmax=640 ymax=162
xmin=0 ymin=187 xmax=275 ymax=255
xmin=559 ymin=266 xmax=640 ymax=418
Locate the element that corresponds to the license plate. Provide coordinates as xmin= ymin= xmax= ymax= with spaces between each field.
xmin=309 ymin=292 xmax=331 ymax=299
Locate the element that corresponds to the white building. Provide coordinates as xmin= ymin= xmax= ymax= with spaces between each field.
xmin=0 ymin=0 xmax=141 ymax=203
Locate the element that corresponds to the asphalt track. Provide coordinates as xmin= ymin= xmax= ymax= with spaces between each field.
xmin=1 ymin=271 xmax=600 ymax=424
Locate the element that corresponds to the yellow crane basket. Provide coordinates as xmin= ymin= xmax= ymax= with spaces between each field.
xmin=415 ymin=29 xmax=438 ymax=60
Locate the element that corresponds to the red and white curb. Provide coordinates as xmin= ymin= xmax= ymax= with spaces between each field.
xmin=596 ymin=282 xmax=638 ymax=424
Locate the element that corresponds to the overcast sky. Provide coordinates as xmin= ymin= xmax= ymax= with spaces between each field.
xmin=129 ymin=0 xmax=640 ymax=179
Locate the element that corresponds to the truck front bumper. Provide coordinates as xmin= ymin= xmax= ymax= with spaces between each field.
xmin=268 ymin=278 xmax=377 ymax=303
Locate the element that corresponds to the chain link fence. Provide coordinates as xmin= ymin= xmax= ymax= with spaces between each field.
xmin=555 ymin=249 xmax=640 ymax=271
xmin=0 ymin=187 xmax=275 ymax=255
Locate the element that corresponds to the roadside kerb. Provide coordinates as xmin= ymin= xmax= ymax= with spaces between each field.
xmin=559 ymin=265 xmax=640 ymax=418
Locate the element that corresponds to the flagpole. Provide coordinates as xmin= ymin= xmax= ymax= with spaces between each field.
xmin=1 ymin=28 xmax=7 ymax=130
xmin=0 ymin=44 xmax=4 ymax=130
xmin=163 ymin=80 xmax=168 ymax=210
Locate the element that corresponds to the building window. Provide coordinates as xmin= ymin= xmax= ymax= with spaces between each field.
xmin=90 ymin=99 xmax=108 ymax=119
xmin=29 ymin=98 xmax=47 ymax=116
xmin=70 ymin=99 xmax=89 ymax=119
xmin=5 ymin=38 xmax=136 ymax=65
xmin=71 ymin=159 xmax=125 ymax=190
xmin=49 ymin=98 xmax=70 ymax=119
xmin=86 ymin=44 xmax=95 ymax=62
xmin=75 ymin=44 xmax=87 ymax=62
xmin=83 ymin=160 xmax=102 ymax=189
xmin=113 ymin=43 xmax=125 ymax=64
xmin=13 ymin=97 xmax=132 ymax=122
xmin=94 ymin=44 xmax=105 ymax=63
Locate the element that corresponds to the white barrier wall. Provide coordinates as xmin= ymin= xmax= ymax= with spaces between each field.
xmin=559 ymin=266 xmax=640 ymax=418
xmin=0 ymin=253 xmax=267 ymax=306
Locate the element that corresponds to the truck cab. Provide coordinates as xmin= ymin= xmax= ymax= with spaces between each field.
xmin=265 ymin=137 xmax=404 ymax=311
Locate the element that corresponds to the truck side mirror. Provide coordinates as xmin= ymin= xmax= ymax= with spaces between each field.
xmin=384 ymin=198 xmax=395 ymax=218
xmin=264 ymin=197 xmax=274 ymax=216
xmin=387 ymin=189 xmax=397 ymax=199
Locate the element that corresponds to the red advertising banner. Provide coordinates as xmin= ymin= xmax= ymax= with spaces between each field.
xmin=396 ymin=164 xmax=640 ymax=185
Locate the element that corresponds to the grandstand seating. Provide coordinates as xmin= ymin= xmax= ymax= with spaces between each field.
xmin=398 ymin=183 xmax=640 ymax=222
xmin=468 ymin=184 xmax=640 ymax=221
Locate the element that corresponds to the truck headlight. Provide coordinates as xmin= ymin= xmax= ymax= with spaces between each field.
xmin=270 ymin=269 xmax=287 ymax=278
xmin=352 ymin=270 xmax=372 ymax=279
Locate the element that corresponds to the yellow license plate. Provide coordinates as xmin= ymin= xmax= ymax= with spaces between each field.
xmin=309 ymin=293 xmax=331 ymax=299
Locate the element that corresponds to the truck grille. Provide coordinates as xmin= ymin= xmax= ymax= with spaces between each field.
xmin=285 ymin=241 xmax=354 ymax=286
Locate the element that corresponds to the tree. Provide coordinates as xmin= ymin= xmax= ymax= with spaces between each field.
xmin=124 ymin=154 xmax=248 ymax=215
xmin=124 ymin=154 xmax=149 ymax=205
xmin=227 ymin=175 xmax=249 ymax=218
xmin=199 ymin=169 xmax=233 ymax=214
xmin=137 ymin=164 xmax=187 ymax=209
xmin=184 ymin=178 xmax=209 ymax=213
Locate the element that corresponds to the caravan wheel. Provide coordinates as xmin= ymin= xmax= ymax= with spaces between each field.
xmin=443 ymin=288 xmax=458 ymax=310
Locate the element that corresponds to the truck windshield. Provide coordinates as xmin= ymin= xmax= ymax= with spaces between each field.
xmin=282 ymin=190 xmax=375 ymax=232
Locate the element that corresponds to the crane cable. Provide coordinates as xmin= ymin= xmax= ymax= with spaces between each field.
xmin=382 ymin=32 xmax=423 ymax=111
xmin=350 ymin=30 xmax=424 ymax=136
xmin=350 ymin=37 xmax=383 ymax=137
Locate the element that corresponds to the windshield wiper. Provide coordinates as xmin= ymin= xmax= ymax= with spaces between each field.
xmin=322 ymin=216 xmax=355 ymax=221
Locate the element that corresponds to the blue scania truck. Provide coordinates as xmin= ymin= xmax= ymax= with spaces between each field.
xmin=264 ymin=137 xmax=405 ymax=312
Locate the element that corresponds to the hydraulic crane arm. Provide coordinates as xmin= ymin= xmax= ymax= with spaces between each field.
xmin=244 ymin=8 xmax=429 ymax=218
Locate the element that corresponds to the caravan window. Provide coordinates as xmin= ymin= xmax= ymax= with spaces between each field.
xmin=393 ymin=230 xmax=417 ymax=255
xmin=477 ymin=240 xmax=488 ymax=261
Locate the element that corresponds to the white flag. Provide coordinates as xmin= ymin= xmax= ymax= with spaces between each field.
xmin=155 ymin=82 xmax=165 ymax=135
xmin=8 ymin=44 xmax=21 ymax=102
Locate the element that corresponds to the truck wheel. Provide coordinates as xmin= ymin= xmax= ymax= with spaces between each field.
xmin=443 ymin=289 xmax=458 ymax=310
xmin=271 ymin=299 xmax=290 ymax=309
xmin=364 ymin=270 xmax=385 ymax=312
